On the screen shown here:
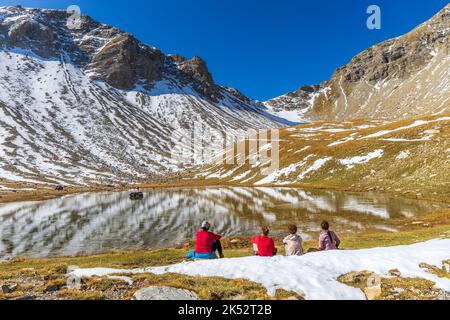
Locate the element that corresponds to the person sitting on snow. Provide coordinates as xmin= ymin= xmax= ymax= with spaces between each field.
xmin=186 ymin=221 xmax=224 ymax=260
xmin=283 ymin=224 xmax=304 ymax=256
xmin=318 ymin=220 xmax=341 ymax=251
xmin=252 ymin=226 xmax=277 ymax=257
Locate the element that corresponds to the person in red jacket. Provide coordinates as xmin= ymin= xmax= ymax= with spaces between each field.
xmin=194 ymin=221 xmax=224 ymax=259
xmin=252 ymin=226 xmax=277 ymax=257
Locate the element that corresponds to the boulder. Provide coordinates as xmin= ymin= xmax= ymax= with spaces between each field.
xmin=129 ymin=192 xmax=144 ymax=200
xmin=364 ymin=285 xmax=382 ymax=300
xmin=43 ymin=284 xmax=60 ymax=293
xmin=66 ymin=274 xmax=82 ymax=290
xmin=2 ymin=284 xmax=17 ymax=294
xmin=133 ymin=286 xmax=199 ymax=301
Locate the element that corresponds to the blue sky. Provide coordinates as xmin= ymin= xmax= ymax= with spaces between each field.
xmin=1 ymin=0 xmax=448 ymax=100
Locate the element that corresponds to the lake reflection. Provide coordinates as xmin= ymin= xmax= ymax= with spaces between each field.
xmin=0 ymin=187 xmax=445 ymax=258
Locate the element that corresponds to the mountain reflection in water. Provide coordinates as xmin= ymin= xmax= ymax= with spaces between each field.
xmin=0 ymin=187 xmax=445 ymax=258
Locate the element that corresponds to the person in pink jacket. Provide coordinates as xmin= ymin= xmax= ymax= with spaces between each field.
xmin=318 ymin=221 xmax=341 ymax=251
xmin=283 ymin=224 xmax=304 ymax=256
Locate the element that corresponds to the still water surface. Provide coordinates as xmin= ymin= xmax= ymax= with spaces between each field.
xmin=0 ymin=187 xmax=445 ymax=258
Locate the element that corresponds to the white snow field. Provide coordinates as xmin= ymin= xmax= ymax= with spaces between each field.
xmin=70 ymin=239 xmax=450 ymax=300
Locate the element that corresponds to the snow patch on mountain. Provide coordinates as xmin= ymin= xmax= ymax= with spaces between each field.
xmin=339 ymin=150 xmax=384 ymax=169
xmin=298 ymin=157 xmax=332 ymax=180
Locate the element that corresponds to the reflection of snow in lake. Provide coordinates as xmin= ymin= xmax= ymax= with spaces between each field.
xmin=0 ymin=188 xmax=445 ymax=258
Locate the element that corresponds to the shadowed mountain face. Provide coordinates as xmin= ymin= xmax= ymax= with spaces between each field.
xmin=265 ymin=4 xmax=450 ymax=122
xmin=0 ymin=6 xmax=289 ymax=186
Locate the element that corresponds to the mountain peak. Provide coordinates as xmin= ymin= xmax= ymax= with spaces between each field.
xmin=0 ymin=6 xmax=285 ymax=185
xmin=265 ymin=4 xmax=450 ymax=122
xmin=0 ymin=6 xmax=224 ymax=98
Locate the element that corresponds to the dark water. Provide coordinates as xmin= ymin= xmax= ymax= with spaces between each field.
xmin=0 ymin=187 xmax=446 ymax=258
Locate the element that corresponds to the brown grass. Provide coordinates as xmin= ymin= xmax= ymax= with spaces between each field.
xmin=173 ymin=114 xmax=450 ymax=203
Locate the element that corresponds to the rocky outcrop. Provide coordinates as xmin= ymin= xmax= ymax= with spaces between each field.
xmin=88 ymin=35 xmax=165 ymax=90
xmin=178 ymin=56 xmax=214 ymax=86
xmin=133 ymin=286 xmax=199 ymax=300
xmin=265 ymin=85 xmax=320 ymax=111
xmin=0 ymin=6 xmax=240 ymax=99
xmin=266 ymin=4 xmax=450 ymax=122
xmin=3 ymin=16 xmax=56 ymax=58
xmin=174 ymin=55 xmax=220 ymax=100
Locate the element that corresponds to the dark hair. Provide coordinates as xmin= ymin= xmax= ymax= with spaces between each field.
xmin=321 ymin=221 xmax=330 ymax=231
xmin=262 ymin=226 xmax=270 ymax=236
xmin=201 ymin=221 xmax=211 ymax=231
xmin=288 ymin=224 xmax=298 ymax=235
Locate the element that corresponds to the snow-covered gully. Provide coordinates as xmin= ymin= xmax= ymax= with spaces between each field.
xmin=71 ymin=239 xmax=450 ymax=300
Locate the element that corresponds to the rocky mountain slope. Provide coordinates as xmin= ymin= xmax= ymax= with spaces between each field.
xmin=265 ymin=4 xmax=450 ymax=122
xmin=0 ymin=6 xmax=289 ymax=186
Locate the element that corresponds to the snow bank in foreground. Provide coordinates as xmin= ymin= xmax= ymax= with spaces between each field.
xmin=70 ymin=239 xmax=450 ymax=300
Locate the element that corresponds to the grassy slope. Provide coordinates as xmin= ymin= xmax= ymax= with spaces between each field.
xmin=188 ymin=114 xmax=449 ymax=203
xmin=2 ymin=115 xmax=449 ymax=205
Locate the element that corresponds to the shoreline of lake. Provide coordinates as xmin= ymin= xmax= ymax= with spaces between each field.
xmin=1 ymin=178 xmax=449 ymax=205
